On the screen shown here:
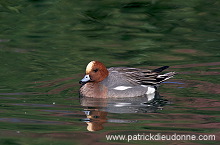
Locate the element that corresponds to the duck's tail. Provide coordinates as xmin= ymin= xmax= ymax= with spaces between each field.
xmin=156 ymin=71 xmax=176 ymax=84
xmin=152 ymin=66 xmax=176 ymax=84
xmin=152 ymin=66 xmax=169 ymax=73
xmin=139 ymin=66 xmax=176 ymax=86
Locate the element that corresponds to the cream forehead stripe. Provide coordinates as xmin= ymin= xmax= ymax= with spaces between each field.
xmin=86 ymin=61 xmax=95 ymax=74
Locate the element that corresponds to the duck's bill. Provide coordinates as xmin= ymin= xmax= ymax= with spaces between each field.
xmin=79 ymin=74 xmax=91 ymax=84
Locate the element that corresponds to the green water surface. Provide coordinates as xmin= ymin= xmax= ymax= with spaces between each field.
xmin=0 ymin=0 xmax=220 ymax=144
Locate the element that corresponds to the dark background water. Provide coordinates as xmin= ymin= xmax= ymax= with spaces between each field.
xmin=0 ymin=0 xmax=220 ymax=144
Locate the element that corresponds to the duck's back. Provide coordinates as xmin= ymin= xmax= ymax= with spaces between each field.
xmin=102 ymin=67 xmax=144 ymax=87
xmin=100 ymin=67 xmax=152 ymax=97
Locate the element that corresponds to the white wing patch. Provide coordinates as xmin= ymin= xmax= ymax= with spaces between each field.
xmin=113 ymin=86 xmax=133 ymax=90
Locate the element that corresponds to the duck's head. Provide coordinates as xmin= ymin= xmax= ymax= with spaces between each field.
xmin=79 ymin=61 xmax=109 ymax=84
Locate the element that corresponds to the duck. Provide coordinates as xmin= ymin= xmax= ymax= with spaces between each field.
xmin=79 ymin=61 xmax=176 ymax=98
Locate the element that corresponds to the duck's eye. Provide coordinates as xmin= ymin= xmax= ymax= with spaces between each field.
xmin=93 ymin=116 xmax=99 ymax=118
xmin=93 ymin=69 xmax=98 ymax=72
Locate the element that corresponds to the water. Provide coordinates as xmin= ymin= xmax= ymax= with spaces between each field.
xmin=0 ymin=0 xmax=220 ymax=144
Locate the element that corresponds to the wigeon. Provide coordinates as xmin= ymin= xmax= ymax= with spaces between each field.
xmin=79 ymin=61 xmax=176 ymax=98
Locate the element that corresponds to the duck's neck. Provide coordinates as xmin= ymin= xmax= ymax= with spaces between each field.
xmin=80 ymin=82 xmax=107 ymax=98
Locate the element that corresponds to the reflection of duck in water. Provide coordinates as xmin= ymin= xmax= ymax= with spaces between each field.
xmin=79 ymin=61 xmax=176 ymax=98
xmin=83 ymin=109 xmax=107 ymax=132
xmin=81 ymin=92 xmax=170 ymax=131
